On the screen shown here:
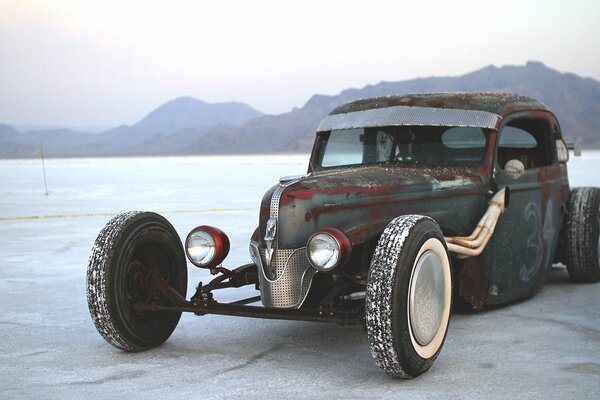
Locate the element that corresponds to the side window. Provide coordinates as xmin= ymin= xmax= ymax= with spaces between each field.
xmin=498 ymin=119 xmax=553 ymax=170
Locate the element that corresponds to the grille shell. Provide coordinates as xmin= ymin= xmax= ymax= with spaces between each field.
xmin=250 ymin=242 xmax=316 ymax=308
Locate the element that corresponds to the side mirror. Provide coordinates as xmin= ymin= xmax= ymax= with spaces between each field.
xmin=504 ymin=159 xmax=525 ymax=180
xmin=565 ymin=140 xmax=581 ymax=157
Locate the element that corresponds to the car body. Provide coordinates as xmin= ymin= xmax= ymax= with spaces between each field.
xmin=253 ymin=92 xmax=569 ymax=310
xmin=87 ymin=92 xmax=598 ymax=378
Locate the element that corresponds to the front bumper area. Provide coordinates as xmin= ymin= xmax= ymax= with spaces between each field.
xmin=132 ymin=263 xmax=363 ymax=325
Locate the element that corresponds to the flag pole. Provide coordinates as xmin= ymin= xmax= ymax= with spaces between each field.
xmin=40 ymin=145 xmax=48 ymax=195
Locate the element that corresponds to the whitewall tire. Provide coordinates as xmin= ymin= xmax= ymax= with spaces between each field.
xmin=366 ymin=215 xmax=452 ymax=378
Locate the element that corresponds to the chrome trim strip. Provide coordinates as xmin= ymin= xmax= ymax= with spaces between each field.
xmin=279 ymin=174 xmax=307 ymax=185
xmin=264 ymin=178 xmax=302 ymax=268
xmin=270 ymin=185 xmax=286 ymax=218
xmin=249 ymin=241 xmax=262 ymax=268
xmin=317 ymin=105 xmax=501 ymax=132
xmin=251 ymin=177 xmax=317 ymax=309
xmin=297 ymin=265 xmax=316 ymax=309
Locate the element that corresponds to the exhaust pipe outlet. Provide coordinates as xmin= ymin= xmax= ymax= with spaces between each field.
xmin=445 ymin=187 xmax=509 ymax=258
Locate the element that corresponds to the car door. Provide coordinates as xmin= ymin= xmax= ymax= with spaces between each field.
xmin=486 ymin=111 xmax=564 ymax=304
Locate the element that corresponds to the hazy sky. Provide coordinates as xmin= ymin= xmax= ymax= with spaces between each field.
xmin=1 ymin=0 xmax=599 ymax=127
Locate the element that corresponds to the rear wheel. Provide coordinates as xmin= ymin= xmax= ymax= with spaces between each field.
xmin=366 ymin=215 xmax=452 ymax=378
xmin=87 ymin=211 xmax=187 ymax=351
xmin=564 ymin=187 xmax=600 ymax=283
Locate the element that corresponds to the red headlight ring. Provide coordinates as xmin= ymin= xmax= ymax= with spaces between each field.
xmin=185 ymin=225 xmax=230 ymax=269
xmin=307 ymin=227 xmax=352 ymax=273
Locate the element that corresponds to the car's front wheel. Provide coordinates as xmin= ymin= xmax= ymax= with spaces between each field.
xmin=366 ymin=215 xmax=452 ymax=378
xmin=87 ymin=211 xmax=188 ymax=351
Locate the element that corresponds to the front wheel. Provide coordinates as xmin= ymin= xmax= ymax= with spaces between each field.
xmin=366 ymin=215 xmax=452 ymax=378
xmin=87 ymin=211 xmax=188 ymax=351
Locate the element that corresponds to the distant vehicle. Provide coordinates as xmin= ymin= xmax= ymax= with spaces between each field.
xmin=87 ymin=92 xmax=598 ymax=378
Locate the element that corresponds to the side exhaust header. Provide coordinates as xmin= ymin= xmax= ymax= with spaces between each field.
xmin=445 ymin=187 xmax=509 ymax=258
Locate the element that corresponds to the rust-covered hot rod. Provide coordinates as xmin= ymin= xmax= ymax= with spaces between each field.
xmin=87 ymin=93 xmax=599 ymax=378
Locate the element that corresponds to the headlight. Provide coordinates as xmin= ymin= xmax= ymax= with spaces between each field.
xmin=185 ymin=226 xmax=230 ymax=268
xmin=306 ymin=228 xmax=351 ymax=272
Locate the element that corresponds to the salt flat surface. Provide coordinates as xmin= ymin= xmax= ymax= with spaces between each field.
xmin=0 ymin=153 xmax=599 ymax=399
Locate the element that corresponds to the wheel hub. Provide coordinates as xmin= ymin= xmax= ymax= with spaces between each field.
xmin=409 ymin=250 xmax=446 ymax=346
xmin=127 ymin=261 xmax=164 ymax=304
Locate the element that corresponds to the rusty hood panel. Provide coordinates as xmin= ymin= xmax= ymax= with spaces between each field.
xmin=259 ymin=165 xmax=487 ymax=249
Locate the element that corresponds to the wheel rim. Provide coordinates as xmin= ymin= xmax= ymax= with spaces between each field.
xmin=409 ymin=250 xmax=446 ymax=346
xmin=407 ymin=237 xmax=452 ymax=359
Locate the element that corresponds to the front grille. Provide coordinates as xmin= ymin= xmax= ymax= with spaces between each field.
xmin=250 ymin=242 xmax=316 ymax=308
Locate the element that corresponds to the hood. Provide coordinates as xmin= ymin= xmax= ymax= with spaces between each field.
xmin=259 ymin=164 xmax=486 ymax=249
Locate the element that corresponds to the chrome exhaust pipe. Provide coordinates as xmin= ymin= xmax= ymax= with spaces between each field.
xmin=445 ymin=187 xmax=509 ymax=258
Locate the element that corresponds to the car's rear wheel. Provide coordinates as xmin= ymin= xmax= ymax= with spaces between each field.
xmin=366 ymin=215 xmax=452 ymax=378
xmin=563 ymin=187 xmax=600 ymax=283
xmin=87 ymin=211 xmax=187 ymax=351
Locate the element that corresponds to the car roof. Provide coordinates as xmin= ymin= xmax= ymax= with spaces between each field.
xmin=329 ymin=92 xmax=550 ymax=118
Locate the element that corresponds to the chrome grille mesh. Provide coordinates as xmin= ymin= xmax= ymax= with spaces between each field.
xmin=250 ymin=242 xmax=316 ymax=308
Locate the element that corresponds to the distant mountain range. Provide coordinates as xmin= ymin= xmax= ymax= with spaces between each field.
xmin=1 ymin=61 xmax=599 ymax=158
xmin=0 ymin=98 xmax=263 ymax=157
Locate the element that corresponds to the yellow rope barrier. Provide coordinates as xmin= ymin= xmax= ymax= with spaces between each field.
xmin=0 ymin=207 xmax=255 ymax=221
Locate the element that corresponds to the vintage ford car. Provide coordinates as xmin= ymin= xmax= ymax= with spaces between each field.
xmin=87 ymin=92 xmax=599 ymax=378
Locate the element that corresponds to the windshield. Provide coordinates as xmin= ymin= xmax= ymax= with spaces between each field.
xmin=315 ymin=126 xmax=489 ymax=169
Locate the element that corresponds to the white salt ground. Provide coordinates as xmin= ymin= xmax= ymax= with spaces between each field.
xmin=0 ymin=153 xmax=599 ymax=399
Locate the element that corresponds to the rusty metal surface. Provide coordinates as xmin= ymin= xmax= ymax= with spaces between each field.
xmin=259 ymin=165 xmax=489 ymax=249
xmin=330 ymin=92 xmax=551 ymax=119
xmin=457 ymin=255 xmax=490 ymax=309
xmin=445 ymin=188 xmax=508 ymax=258
xmin=485 ymin=110 xmax=569 ymax=304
